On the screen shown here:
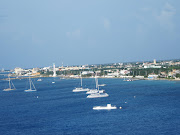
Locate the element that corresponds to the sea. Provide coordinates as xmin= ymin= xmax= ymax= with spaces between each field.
xmin=0 ymin=73 xmax=180 ymax=135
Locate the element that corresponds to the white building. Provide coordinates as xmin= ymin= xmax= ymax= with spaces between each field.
xmin=82 ymin=71 xmax=94 ymax=75
xmin=144 ymin=65 xmax=161 ymax=68
xmin=14 ymin=67 xmax=24 ymax=75
xmin=53 ymin=63 xmax=57 ymax=77
xmin=148 ymin=74 xmax=158 ymax=79
xmin=120 ymin=70 xmax=130 ymax=75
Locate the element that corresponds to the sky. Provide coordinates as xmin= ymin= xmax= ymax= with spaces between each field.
xmin=0 ymin=0 xmax=180 ymax=69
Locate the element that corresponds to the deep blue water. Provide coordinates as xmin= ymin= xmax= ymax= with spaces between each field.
xmin=0 ymin=76 xmax=180 ymax=135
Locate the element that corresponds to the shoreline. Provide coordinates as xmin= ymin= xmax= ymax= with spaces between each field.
xmin=1 ymin=75 xmax=180 ymax=81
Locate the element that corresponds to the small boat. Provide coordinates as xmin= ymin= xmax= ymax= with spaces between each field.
xmin=24 ymin=75 xmax=37 ymax=92
xmin=98 ymin=84 xmax=106 ymax=86
xmin=93 ymin=104 xmax=117 ymax=110
xmin=86 ymin=74 xmax=108 ymax=98
xmin=87 ymin=93 xmax=109 ymax=98
xmin=123 ymin=78 xmax=133 ymax=81
xmin=3 ymin=75 xmax=16 ymax=91
xmin=37 ymin=79 xmax=42 ymax=81
xmin=126 ymin=79 xmax=133 ymax=81
xmin=52 ymin=82 xmax=55 ymax=84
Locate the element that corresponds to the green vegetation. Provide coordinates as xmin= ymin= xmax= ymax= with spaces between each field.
xmin=176 ymin=74 xmax=180 ymax=78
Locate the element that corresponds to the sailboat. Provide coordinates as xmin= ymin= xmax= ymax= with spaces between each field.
xmin=24 ymin=75 xmax=37 ymax=92
xmin=72 ymin=72 xmax=89 ymax=92
xmin=86 ymin=77 xmax=104 ymax=94
xmin=87 ymin=75 xmax=109 ymax=98
xmin=3 ymin=75 xmax=16 ymax=91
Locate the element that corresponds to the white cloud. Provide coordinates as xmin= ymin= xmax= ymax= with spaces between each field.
xmin=156 ymin=2 xmax=176 ymax=31
xmin=66 ymin=29 xmax=81 ymax=39
xmin=103 ymin=18 xmax=110 ymax=29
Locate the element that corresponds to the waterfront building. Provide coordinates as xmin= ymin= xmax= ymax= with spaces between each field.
xmin=148 ymin=74 xmax=158 ymax=79
xmin=14 ymin=67 xmax=24 ymax=75
xmin=144 ymin=65 xmax=161 ymax=68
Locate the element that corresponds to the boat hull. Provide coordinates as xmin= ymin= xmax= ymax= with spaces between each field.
xmin=93 ymin=106 xmax=117 ymax=110
xmin=73 ymin=88 xmax=89 ymax=92
xmin=24 ymin=89 xmax=37 ymax=92
xmin=86 ymin=89 xmax=105 ymax=94
xmin=3 ymin=88 xmax=16 ymax=91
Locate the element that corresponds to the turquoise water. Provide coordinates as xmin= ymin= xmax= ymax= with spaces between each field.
xmin=0 ymin=76 xmax=180 ymax=135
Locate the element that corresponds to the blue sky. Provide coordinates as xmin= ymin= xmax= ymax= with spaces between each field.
xmin=0 ymin=0 xmax=180 ymax=69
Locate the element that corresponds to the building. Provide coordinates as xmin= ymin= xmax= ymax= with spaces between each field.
xmin=148 ymin=74 xmax=158 ymax=79
xmin=144 ymin=65 xmax=161 ymax=68
xmin=14 ymin=67 xmax=24 ymax=75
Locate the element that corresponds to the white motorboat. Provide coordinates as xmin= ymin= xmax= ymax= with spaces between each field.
xmin=93 ymin=104 xmax=117 ymax=110
xmin=123 ymin=77 xmax=133 ymax=81
xmin=126 ymin=79 xmax=133 ymax=81
xmin=24 ymin=75 xmax=37 ymax=92
xmin=3 ymin=75 xmax=16 ymax=91
xmin=87 ymin=93 xmax=109 ymax=98
xmin=37 ymin=79 xmax=42 ymax=81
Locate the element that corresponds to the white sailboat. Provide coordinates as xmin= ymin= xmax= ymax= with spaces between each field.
xmin=24 ymin=76 xmax=37 ymax=92
xmin=86 ymin=77 xmax=105 ymax=94
xmin=87 ymin=75 xmax=109 ymax=98
xmin=72 ymin=72 xmax=89 ymax=92
xmin=3 ymin=75 xmax=16 ymax=91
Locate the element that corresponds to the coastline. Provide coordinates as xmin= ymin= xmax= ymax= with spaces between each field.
xmin=1 ymin=75 xmax=180 ymax=81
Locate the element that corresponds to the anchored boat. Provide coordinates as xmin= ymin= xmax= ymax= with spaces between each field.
xmin=73 ymin=72 xmax=89 ymax=92
xmin=93 ymin=104 xmax=117 ymax=110
xmin=24 ymin=75 xmax=37 ymax=92
xmin=3 ymin=75 xmax=16 ymax=91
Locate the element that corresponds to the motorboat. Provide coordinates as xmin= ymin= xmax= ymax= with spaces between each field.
xmin=93 ymin=104 xmax=117 ymax=110
xmin=123 ymin=78 xmax=133 ymax=81
xmin=37 ymin=79 xmax=42 ymax=81
xmin=126 ymin=79 xmax=133 ymax=81
xmin=87 ymin=92 xmax=109 ymax=98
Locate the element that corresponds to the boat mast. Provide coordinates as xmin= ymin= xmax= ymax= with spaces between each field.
xmin=29 ymin=75 xmax=31 ymax=90
xmin=95 ymin=72 xmax=99 ymax=90
xmin=97 ymin=77 xmax=99 ymax=91
xmin=8 ymin=75 xmax=11 ymax=89
xmin=80 ymin=72 xmax=82 ymax=87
